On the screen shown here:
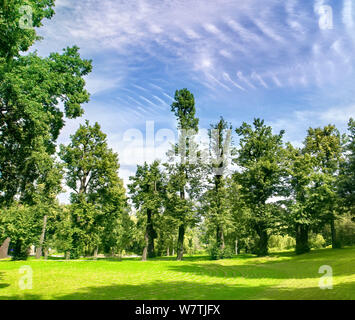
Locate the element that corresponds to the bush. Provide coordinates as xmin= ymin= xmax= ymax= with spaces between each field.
xmin=310 ymin=234 xmax=326 ymax=249
xmin=269 ymin=235 xmax=296 ymax=251
xmin=209 ymin=244 xmax=234 ymax=260
xmin=336 ymin=215 xmax=355 ymax=246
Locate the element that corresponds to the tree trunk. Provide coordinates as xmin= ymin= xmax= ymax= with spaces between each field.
xmin=295 ymin=224 xmax=310 ymax=254
xmin=235 ymin=239 xmax=238 ymax=255
xmin=36 ymin=215 xmax=47 ymax=259
xmin=146 ymin=209 xmax=156 ymax=258
xmin=167 ymin=247 xmax=170 ymax=257
xmin=216 ymin=225 xmax=225 ymax=251
xmin=176 ymin=224 xmax=185 ymax=261
xmin=330 ymin=218 xmax=341 ymax=248
xmin=44 ymin=248 xmax=48 ymax=260
xmin=0 ymin=238 xmax=10 ymax=259
xmin=65 ymin=251 xmax=70 ymax=260
xmin=93 ymin=247 xmax=98 ymax=260
xmin=142 ymin=231 xmax=148 ymax=261
xmin=256 ymin=226 xmax=268 ymax=256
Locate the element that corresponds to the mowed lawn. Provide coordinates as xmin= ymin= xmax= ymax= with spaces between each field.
xmin=0 ymin=247 xmax=354 ymax=300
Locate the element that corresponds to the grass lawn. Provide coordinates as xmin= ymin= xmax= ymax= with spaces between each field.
xmin=0 ymin=247 xmax=354 ymax=300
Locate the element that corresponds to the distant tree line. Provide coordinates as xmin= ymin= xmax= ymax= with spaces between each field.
xmin=1 ymin=1 xmax=354 ymax=261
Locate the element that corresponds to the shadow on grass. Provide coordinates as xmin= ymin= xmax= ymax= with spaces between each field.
xmin=1 ymin=280 xmax=353 ymax=300
xmin=56 ymin=281 xmax=269 ymax=300
xmin=0 ymin=293 xmax=43 ymax=300
xmin=0 ymin=272 xmax=10 ymax=289
xmin=261 ymin=281 xmax=355 ymax=300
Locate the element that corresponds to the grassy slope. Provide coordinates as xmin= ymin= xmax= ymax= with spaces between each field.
xmin=0 ymin=247 xmax=354 ymax=300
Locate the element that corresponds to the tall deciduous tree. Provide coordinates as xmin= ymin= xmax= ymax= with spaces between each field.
xmin=59 ymin=121 xmax=126 ymax=258
xmin=165 ymin=89 xmax=201 ymax=260
xmin=0 ymin=1 xmax=92 ymax=256
xmin=285 ymin=144 xmax=315 ymax=254
xmin=338 ymin=119 xmax=355 ymax=216
xmin=128 ymin=161 xmax=165 ymax=261
xmin=235 ymin=119 xmax=286 ymax=256
xmin=304 ymin=125 xmax=342 ymax=248
xmin=202 ymin=117 xmax=233 ymax=256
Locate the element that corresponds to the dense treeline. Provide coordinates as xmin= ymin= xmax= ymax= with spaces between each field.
xmin=0 ymin=1 xmax=354 ymax=261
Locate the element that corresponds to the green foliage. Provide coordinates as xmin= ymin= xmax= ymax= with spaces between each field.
xmin=234 ymin=118 xmax=286 ymax=256
xmin=335 ymin=215 xmax=355 ymax=246
xmin=0 ymin=204 xmax=42 ymax=260
xmin=0 ymin=0 xmax=55 ymax=61
xmin=171 ymin=89 xmax=199 ymax=131
xmin=59 ymin=121 xmax=127 ymax=258
xmin=269 ymin=235 xmax=296 ymax=251
xmin=128 ymin=161 xmax=165 ymax=259
xmin=209 ymin=244 xmax=233 ymax=260
xmin=309 ymin=234 xmax=326 ymax=249
xmin=165 ymin=88 xmax=202 ymax=260
xmin=338 ymin=118 xmax=355 ymax=215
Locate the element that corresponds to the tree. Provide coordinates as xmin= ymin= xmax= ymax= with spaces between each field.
xmin=165 ymin=89 xmax=201 ymax=260
xmin=234 ymin=119 xmax=286 ymax=256
xmin=128 ymin=161 xmax=165 ymax=260
xmin=338 ymin=119 xmax=355 ymax=216
xmin=0 ymin=47 xmax=92 ymax=206
xmin=0 ymin=204 xmax=42 ymax=260
xmin=201 ymin=117 xmax=233 ymax=257
xmin=59 ymin=121 xmax=126 ymax=258
xmin=0 ymin=1 xmax=92 ymax=257
xmin=0 ymin=0 xmax=55 ymax=62
xmin=304 ymin=125 xmax=343 ymax=248
xmin=285 ymin=144 xmax=315 ymax=254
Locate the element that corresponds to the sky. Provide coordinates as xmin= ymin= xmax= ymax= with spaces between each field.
xmin=30 ymin=0 xmax=355 ymax=202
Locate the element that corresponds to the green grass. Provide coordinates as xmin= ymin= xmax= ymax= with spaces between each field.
xmin=0 ymin=247 xmax=354 ymax=300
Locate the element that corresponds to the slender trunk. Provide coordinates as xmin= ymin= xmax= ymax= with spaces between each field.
xmin=36 ymin=215 xmax=47 ymax=259
xmin=216 ymin=225 xmax=225 ymax=251
xmin=330 ymin=218 xmax=341 ymax=248
xmin=167 ymin=247 xmax=170 ymax=257
xmin=65 ymin=251 xmax=70 ymax=260
xmin=220 ymin=229 xmax=225 ymax=251
xmin=44 ymin=248 xmax=48 ymax=260
xmin=235 ymin=239 xmax=238 ymax=255
xmin=295 ymin=224 xmax=310 ymax=254
xmin=0 ymin=238 xmax=10 ymax=259
xmin=176 ymin=224 xmax=185 ymax=261
xmin=256 ymin=225 xmax=268 ymax=257
xmin=147 ymin=209 xmax=156 ymax=258
xmin=93 ymin=247 xmax=98 ymax=260
xmin=142 ymin=231 xmax=148 ymax=261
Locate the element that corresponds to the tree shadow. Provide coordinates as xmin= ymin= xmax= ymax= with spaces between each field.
xmin=0 ymin=272 xmax=10 ymax=289
xmin=167 ymin=248 xmax=355 ymax=280
xmin=0 ymin=293 xmax=43 ymax=300
xmin=259 ymin=281 xmax=355 ymax=300
xmin=54 ymin=280 xmax=355 ymax=300
xmin=55 ymin=280 xmax=270 ymax=300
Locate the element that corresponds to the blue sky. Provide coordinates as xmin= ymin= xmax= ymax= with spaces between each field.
xmin=31 ymin=0 xmax=355 ymax=198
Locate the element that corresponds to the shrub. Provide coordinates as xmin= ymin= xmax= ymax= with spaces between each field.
xmin=209 ymin=244 xmax=234 ymax=260
xmin=310 ymin=234 xmax=326 ymax=249
xmin=336 ymin=215 xmax=355 ymax=246
xmin=269 ymin=235 xmax=296 ymax=251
